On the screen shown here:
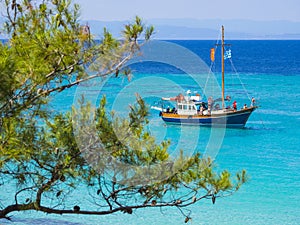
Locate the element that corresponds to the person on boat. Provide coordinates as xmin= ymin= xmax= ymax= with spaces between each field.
xmin=166 ymin=106 xmax=170 ymax=113
xmin=201 ymin=102 xmax=207 ymax=110
xmin=177 ymin=93 xmax=184 ymax=102
xmin=214 ymin=103 xmax=220 ymax=110
xmin=199 ymin=105 xmax=204 ymax=115
xmin=233 ymin=101 xmax=237 ymax=111
xmin=243 ymin=104 xmax=247 ymax=109
xmin=251 ymin=97 xmax=255 ymax=107
xmin=208 ymin=97 xmax=214 ymax=107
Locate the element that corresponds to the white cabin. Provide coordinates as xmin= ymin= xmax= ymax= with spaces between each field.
xmin=177 ymin=102 xmax=197 ymax=115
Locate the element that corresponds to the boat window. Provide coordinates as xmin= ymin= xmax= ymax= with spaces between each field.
xmin=183 ymin=105 xmax=187 ymax=110
xmin=178 ymin=105 xmax=182 ymax=110
xmin=188 ymin=105 xmax=192 ymax=110
xmin=193 ymin=105 xmax=197 ymax=110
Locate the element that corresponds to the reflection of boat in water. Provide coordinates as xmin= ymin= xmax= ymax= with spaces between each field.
xmin=156 ymin=26 xmax=258 ymax=128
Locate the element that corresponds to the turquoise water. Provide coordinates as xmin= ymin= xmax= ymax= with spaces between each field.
xmin=1 ymin=40 xmax=300 ymax=224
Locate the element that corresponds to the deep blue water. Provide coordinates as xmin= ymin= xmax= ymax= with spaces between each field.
xmin=1 ymin=40 xmax=300 ymax=225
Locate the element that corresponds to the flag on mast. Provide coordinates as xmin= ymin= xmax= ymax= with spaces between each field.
xmin=210 ymin=48 xmax=215 ymax=62
xmin=224 ymin=49 xmax=232 ymax=59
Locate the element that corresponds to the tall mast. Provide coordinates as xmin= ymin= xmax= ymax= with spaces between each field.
xmin=221 ymin=25 xmax=225 ymax=109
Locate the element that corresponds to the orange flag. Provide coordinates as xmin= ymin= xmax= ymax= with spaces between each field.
xmin=210 ymin=48 xmax=215 ymax=62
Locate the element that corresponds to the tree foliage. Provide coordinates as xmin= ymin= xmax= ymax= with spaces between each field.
xmin=0 ymin=0 xmax=246 ymax=222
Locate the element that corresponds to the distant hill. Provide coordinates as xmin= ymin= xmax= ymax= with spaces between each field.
xmin=84 ymin=19 xmax=300 ymax=40
xmin=1 ymin=17 xmax=300 ymax=39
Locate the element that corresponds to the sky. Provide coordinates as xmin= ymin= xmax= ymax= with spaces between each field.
xmin=74 ymin=0 xmax=300 ymax=22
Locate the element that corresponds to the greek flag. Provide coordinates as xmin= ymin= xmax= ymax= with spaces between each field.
xmin=224 ymin=49 xmax=232 ymax=59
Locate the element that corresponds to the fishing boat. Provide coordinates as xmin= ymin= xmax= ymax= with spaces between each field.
xmin=158 ymin=26 xmax=257 ymax=128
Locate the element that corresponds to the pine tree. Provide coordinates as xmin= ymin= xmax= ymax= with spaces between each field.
xmin=0 ymin=0 xmax=247 ymax=222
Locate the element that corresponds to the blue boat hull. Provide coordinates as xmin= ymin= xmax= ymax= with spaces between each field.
xmin=161 ymin=107 xmax=257 ymax=128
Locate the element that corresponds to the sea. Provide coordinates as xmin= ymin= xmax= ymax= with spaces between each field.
xmin=1 ymin=40 xmax=300 ymax=225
